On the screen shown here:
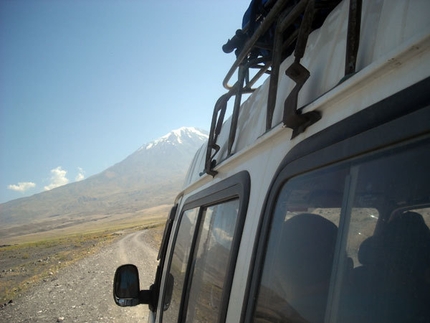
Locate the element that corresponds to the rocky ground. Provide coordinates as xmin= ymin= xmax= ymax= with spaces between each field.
xmin=0 ymin=230 xmax=160 ymax=323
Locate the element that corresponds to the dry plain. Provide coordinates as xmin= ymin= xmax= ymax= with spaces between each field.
xmin=0 ymin=206 xmax=167 ymax=320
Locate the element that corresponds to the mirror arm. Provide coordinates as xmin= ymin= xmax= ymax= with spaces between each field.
xmin=139 ymin=289 xmax=152 ymax=305
xmin=139 ymin=283 xmax=158 ymax=311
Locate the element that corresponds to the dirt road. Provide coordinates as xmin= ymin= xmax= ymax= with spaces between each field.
xmin=0 ymin=230 xmax=159 ymax=323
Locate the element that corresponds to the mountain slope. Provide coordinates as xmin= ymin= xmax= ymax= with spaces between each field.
xmin=0 ymin=127 xmax=208 ymax=237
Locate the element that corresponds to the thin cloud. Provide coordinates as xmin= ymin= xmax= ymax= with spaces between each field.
xmin=7 ymin=182 xmax=36 ymax=192
xmin=75 ymin=167 xmax=85 ymax=181
xmin=44 ymin=166 xmax=69 ymax=191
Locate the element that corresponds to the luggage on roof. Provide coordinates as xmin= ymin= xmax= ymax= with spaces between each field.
xmin=222 ymin=0 xmax=342 ymax=59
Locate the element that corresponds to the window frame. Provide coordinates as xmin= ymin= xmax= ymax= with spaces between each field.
xmin=243 ymin=77 xmax=430 ymax=322
xmin=161 ymin=171 xmax=250 ymax=323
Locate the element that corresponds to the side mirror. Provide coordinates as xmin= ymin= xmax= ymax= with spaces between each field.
xmin=113 ymin=264 xmax=152 ymax=307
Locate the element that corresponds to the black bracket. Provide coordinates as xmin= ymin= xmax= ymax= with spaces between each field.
xmin=282 ymin=0 xmax=321 ymax=138
xmin=204 ymin=91 xmax=234 ymax=177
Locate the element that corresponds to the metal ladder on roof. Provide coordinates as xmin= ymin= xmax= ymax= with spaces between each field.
xmin=204 ymin=0 xmax=361 ymax=177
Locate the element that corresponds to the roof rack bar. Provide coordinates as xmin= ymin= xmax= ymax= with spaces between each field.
xmin=282 ymin=0 xmax=322 ymax=138
xmin=244 ymin=57 xmax=272 ymax=91
xmin=267 ymin=0 xmax=309 ymax=130
xmin=204 ymin=89 xmax=235 ymax=176
xmin=345 ymin=0 xmax=362 ymax=76
xmin=223 ymin=0 xmax=290 ymax=90
xmin=228 ymin=66 xmax=247 ymax=156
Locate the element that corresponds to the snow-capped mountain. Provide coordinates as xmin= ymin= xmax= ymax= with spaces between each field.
xmin=139 ymin=127 xmax=208 ymax=151
xmin=0 ymin=127 xmax=208 ymax=237
xmin=107 ymin=127 xmax=208 ymax=178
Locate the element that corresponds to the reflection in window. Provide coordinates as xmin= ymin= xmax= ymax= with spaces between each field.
xmin=254 ymin=140 xmax=430 ymax=323
xmin=185 ymin=199 xmax=240 ymax=323
xmin=345 ymin=208 xmax=379 ymax=265
xmin=335 ymin=143 xmax=430 ymax=323
xmin=163 ymin=208 xmax=199 ymax=322
xmin=254 ymin=167 xmax=346 ymax=323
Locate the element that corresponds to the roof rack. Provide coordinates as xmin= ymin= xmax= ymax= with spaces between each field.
xmin=204 ymin=0 xmax=361 ymax=177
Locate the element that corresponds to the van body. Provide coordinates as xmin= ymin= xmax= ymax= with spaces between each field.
xmin=114 ymin=0 xmax=430 ymax=322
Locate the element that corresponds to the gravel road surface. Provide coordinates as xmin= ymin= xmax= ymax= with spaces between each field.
xmin=1 ymin=230 xmax=159 ymax=323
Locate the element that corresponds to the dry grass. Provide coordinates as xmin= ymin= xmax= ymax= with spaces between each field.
xmin=0 ymin=213 xmax=166 ymax=303
xmin=0 ymin=204 xmax=170 ymax=245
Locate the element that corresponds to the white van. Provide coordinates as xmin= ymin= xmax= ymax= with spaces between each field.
xmin=113 ymin=0 xmax=430 ymax=322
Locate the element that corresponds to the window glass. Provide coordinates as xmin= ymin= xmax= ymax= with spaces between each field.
xmin=335 ymin=143 xmax=430 ymax=323
xmin=254 ymin=166 xmax=347 ymax=323
xmin=254 ymin=139 xmax=430 ymax=323
xmin=411 ymin=207 xmax=430 ymax=227
xmin=163 ymin=208 xmax=199 ymax=321
xmin=345 ymin=207 xmax=379 ymax=265
xmin=185 ymin=199 xmax=240 ymax=323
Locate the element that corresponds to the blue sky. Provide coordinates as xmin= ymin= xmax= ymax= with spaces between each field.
xmin=0 ymin=0 xmax=251 ymax=203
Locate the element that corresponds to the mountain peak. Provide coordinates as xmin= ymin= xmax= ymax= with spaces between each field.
xmin=1 ymin=126 xmax=209 ymax=235
xmin=139 ymin=127 xmax=208 ymax=151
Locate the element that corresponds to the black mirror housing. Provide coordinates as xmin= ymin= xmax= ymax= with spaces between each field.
xmin=113 ymin=264 xmax=143 ymax=307
xmin=113 ymin=264 xmax=159 ymax=310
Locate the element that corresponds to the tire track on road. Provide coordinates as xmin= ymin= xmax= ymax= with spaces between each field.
xmin=1 ymin=230 xmax=159 ymax=323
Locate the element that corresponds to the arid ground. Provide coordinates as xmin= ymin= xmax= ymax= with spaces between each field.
xmin=1 ymin=220 xmax=164 ymax=322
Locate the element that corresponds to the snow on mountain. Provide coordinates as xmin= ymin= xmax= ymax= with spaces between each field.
xmin=139 ymin=127 xmax=208 ymax=151
xmin=0 ymin=126 xmax=209 ymax=234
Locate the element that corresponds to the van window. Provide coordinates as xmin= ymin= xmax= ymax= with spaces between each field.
xmin=163 ymin=199 xmax=242 ymax=322
xmin=254 ymin=166 xmax=347 ymax=323
xmin=163 ymin=207 xmax=199 ymax=321
xmin=333 ymin=145 xmax=430 ymax=323
xmin=253 ymin=139 xmax=430 ymax=323
xmin=162 ymin=172 xmax=249 ymax=322
xmin=185 ymin=199 xmax=240 ymax=322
